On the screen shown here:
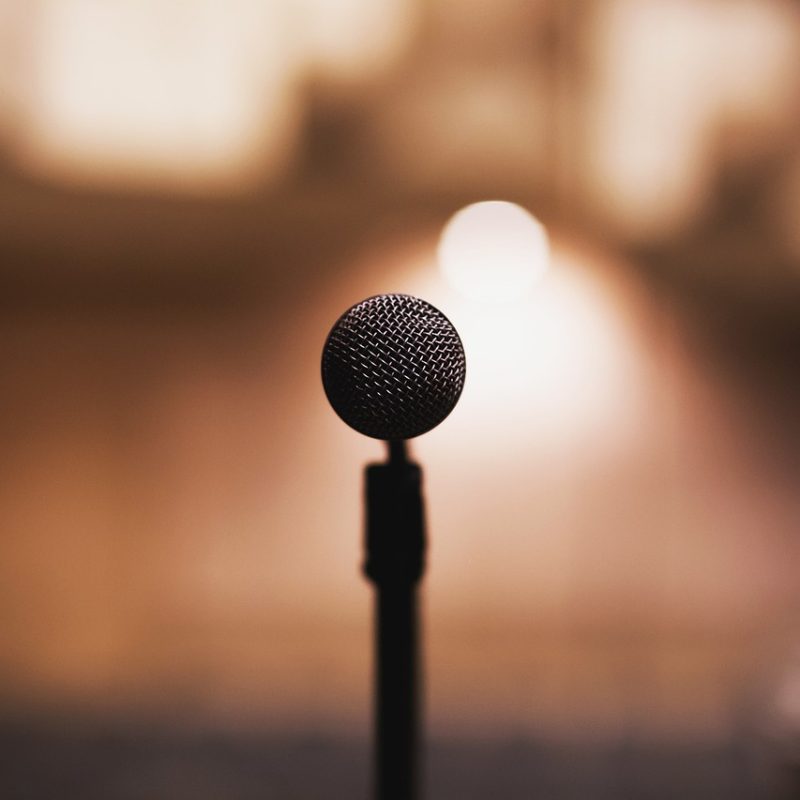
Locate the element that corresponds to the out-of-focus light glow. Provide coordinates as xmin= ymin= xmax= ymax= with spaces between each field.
xmin=437 ymin=201 xmax=549 ymax=302
xmin=412 ymin=236 xmax=643 ymax=453
xmin=5 ymin=0 xmax=416 ymax=192
xmin=449 ymin=263 xmax=642 ymax=453
xmin=16 ymin=0 xmax=300 ymax=192
xmin=587 ymin=0 xmax=800 ymax=240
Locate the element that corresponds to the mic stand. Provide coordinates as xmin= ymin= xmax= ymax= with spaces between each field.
xmin=364 ymin=438 xmax=425 ymax=800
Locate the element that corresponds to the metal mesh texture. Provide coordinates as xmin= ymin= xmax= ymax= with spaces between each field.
xmin=321 ymin=294 xmax=466 ymax=440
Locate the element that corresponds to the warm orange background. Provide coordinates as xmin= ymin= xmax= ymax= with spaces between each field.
xmin=0 ymin=1 xmax=799 ymax=796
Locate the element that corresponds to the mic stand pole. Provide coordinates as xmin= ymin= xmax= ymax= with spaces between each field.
xmin=364 ymin=438 xmax=425 ymax=800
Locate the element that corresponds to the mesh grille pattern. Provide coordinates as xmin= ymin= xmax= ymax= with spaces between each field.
xmin=321 ymin=294 xmax=466 ymax=440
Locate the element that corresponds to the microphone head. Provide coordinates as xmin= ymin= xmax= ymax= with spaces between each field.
xmin=321 ymin=293 xmax=466 ymax=440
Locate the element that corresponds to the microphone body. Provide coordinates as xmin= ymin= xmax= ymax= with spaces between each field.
xmin=321 ymin=294 xmax=465 ymax=800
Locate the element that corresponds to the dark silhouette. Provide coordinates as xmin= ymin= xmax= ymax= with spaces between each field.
xmin=364 ymin=438 xmax=425 ymax=800
xmin=321 ymin=294 xmax=466 ymax=799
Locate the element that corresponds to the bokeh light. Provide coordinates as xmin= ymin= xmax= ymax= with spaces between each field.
xmin=437 ymin=201 xmax=549 ymax=302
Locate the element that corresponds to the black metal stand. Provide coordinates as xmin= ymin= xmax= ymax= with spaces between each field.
xmin=364 ymin=440 xmax=425 ymax=800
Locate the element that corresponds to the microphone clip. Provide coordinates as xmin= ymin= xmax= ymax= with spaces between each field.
xmin=363 ymin=447 xmax=426 ymax=587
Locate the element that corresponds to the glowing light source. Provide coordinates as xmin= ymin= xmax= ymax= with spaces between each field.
xmin=586 ymin=0 xmax=800 ymax=240
xmin=15 ymin=0 xmax=300 ymax=192
xmin=437 ymin=201 xmax=549 ymax=302
xmin=5 ymin=0 xmax=417 ymax=192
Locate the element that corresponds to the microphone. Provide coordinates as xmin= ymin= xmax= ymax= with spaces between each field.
xmin=321 ymin=293 xmax=466 ymax=441
xmin=321 ymin=293 xmax=465 ymax=800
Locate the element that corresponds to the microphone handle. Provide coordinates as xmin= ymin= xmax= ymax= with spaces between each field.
xmin=364 ymin=447 xmax=426 ymax=800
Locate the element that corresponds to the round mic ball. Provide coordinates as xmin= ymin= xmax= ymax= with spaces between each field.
xmin=321 ymin=294 xmax=466 ymax=440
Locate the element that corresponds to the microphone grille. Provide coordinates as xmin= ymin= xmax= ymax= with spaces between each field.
xmin=321 ymin=294 xmax=466 ymax=440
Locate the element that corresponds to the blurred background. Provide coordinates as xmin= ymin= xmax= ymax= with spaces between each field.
xmin=1 ymin=0 xmax=799 ymax=797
